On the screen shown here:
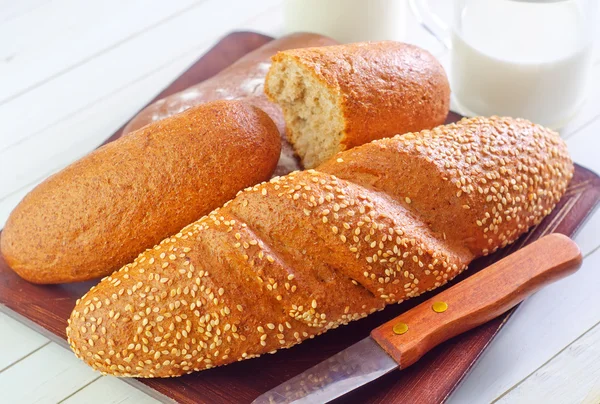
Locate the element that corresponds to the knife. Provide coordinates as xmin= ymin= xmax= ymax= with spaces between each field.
xmin=253 ymin=233 xmax=582 ymax=404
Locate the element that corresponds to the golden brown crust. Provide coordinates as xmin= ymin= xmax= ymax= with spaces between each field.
xmin=318 ymin=116 xmax=573 ymax=255
xmin=123 ymin=33 xmax=338 ymax=176
xmin=67 ymin=117 xmax=572 ymax=378
xmin=266 ymin=41 xmax=450 ymax=151
xmin=1 ymin=100 xmax=281 ymax=284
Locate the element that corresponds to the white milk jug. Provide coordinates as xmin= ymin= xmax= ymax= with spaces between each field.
xmin=411 ymin=0 xmax=597 ymax=129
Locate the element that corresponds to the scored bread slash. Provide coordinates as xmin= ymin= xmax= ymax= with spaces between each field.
xmin=67 ymin=116 xmax=572 ymax=378
xmin=265 ymin=41 xmax=450 ymax=168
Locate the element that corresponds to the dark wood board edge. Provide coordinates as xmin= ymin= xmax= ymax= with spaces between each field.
xmin=1 ymin=31 xmax=599 ymax=404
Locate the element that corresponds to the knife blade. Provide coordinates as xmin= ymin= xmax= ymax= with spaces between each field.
xmin=253 ymin=234 xmax=582 ymax=404
xmin=253 ymin=337 xmax=396 ymax=404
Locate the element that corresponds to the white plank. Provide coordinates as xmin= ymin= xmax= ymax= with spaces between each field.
xmin=0 ymin=181 xmax=38 ymax=230
xmin=563 ymin=114 xmax=600 ymax=260
xmin=0 ymin=0 xmax=201 ymax=103
xmin=0 ymin=0 xmax=50 ymax=23
xmin=447 ymin=246 xmax=600 ymax=404
xmin=572 ymin=208 xmax=600 ymax=258
xmin=583 ymin=381 xmax=600 ymax=404
xmin=62 ymin=376 xmax=159 ymax=404
xmin=496 ymin=321 xmax=600 ymax=404
xmin=0 ymin=342 xmax=100 ymax=403
xmin=566 ymin=115 xmax=600 ymax=175
xmin=0 ymin=312 xmax=49 ymax=372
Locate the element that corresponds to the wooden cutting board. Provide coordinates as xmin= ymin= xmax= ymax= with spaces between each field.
xmin=1 ymin=32 xmax=599 ymax=404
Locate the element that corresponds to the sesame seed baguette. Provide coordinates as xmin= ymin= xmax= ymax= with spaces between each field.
xmin=265 ymin=41 xmax=450 ymax=168
xmin=67 ymin=116 xmax=572 ymax=378
xmin=1 ymin=100 xmax=281 ymax=284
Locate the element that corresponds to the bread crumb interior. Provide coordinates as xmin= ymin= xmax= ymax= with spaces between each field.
xmin=266 ymin=59 xmax=344 ymax=168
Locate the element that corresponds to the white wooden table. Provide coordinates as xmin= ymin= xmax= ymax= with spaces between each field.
xmin=1 ymin=1 xmax=599 ymax=403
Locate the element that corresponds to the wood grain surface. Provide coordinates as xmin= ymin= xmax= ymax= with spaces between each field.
xmin=0 ymin=32 xmax=599 ymax=404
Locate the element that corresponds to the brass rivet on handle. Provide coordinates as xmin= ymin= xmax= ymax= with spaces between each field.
xmin=393 ymin=322 xmax=409 ymax=335
xmin=432 ymin=301 xmax=448 ymax=313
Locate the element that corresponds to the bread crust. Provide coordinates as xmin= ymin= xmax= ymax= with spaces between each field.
xmin=1 ymin=100 xmax=281 ymax=284
xmin=67 ymin=117 xmax=572 ymax=378
xmin=266 ymin=41 xmax=450 ymax=154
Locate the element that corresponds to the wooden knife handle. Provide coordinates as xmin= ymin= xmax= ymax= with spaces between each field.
xmin=370 ymin=233 xmax=582 ymax=369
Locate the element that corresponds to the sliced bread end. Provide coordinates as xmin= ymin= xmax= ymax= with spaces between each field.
xmin=265 ymin=56 xmax=345 ymax=169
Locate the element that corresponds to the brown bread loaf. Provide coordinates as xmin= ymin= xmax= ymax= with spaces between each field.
xmin=123 ymin=33 xmax=338 ymax=175
xmin=67 ymin=117 xmax=572 ymax=377
xmin=1 ymin=100 xmax=281 ymax=284
xmin=265 ymin=41 xmax=450 ymax=168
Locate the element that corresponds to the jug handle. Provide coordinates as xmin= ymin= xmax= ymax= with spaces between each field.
xmin=409 ymin=0 xmax=452 ymax=49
